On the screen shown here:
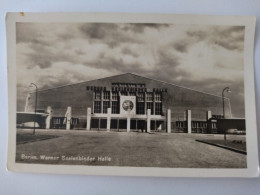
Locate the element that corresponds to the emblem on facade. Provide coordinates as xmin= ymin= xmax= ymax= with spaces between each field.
xmin=122 ymin=100 xmax=134 ymax=111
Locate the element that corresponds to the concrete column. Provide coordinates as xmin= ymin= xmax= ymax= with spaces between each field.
xmin=127 ymin=115 xmax=131 ymax=132
xmin=147 ymin=109 xmax=151 ymax=133
xmin=101 ymin=90 xmax=103 ymax=113
xmin=24 ymin=93 xmax=31 ymax=112
xmin=206 ymin=110 xmax=212 ymax=120
xmin=65 ymin=107 xmax=72 ymax=130
xmin=144 ymin=92 xmax=147 ymax=114
xmin=107 ymin=108 xmax=111 ymax=131
xmin=153 ymin=92 xmax=155 ymax=115
xmin=186 ymin=110 xmax=191 ymax=134
xmin=167 ymin=109 xmax=171 ymax=133
xmin=86 ymin=107 xmax=91 ymax=130
xmin=45 ymin=106 xmax=52 ymax=129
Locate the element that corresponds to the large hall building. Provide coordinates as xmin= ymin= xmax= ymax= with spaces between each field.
xmin=23 ymin=73 xmax=233 ymax=133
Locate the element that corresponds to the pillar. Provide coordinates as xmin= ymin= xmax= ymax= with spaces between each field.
xmin=147 ymin=109 xmax=151 ymax=133
xmin=24 ymin=93 xmax=31 ymax=112
xmin=127 ymin=115 xmax=131 ymax=132
xmin=65 ymin=107 xmax=72 ymax=130
xmin=167 ymin=109 xmax=171 ymax=133
xmin=107 ymin=108 xmax=111 ymax=131
xmin=86 ymin=107 xmax=91 ymax=130
xmin=186 ymin=110 xmax=191 ymax=134
xmin=206 ymin=110 xmax=212 ymax=120
xmin=45 ymin=106 xmax=52 ymax=129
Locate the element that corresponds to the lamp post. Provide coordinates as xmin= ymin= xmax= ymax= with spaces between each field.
xmin=222 ymin=87 xmax=231 ymax=140
xmin=30 ymin=83 xmax=38 ymax=135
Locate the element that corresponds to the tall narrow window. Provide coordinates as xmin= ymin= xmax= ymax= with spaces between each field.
xmin=147 ymin=102 xmax=153 ymax=114
xmin=121 ymin=91 xmax=127 ymax=96
xmin=94 ymin=101 xmax=101 ymax=113
xmin=129 ymin=92 xmax=135 ymax=96
xmin=103 ymin=91 xmax=110 ymax=100
xmin=136 ymin=102 xmax=145 ymax=114
xmin=155 ymin=93 xmax=162 ymax=101
xmin=146 ymin=92 xmax=153 ymax=101
xmin=112 ymin=92 xmax=118 ymax=100
xmin=155 ymin=102 xmax=162 ymax=115
xmin=103 ymin=101 xmax=110 ymax=113
xmin=94 ymin=91 xmax=101 ymax=100
xmin=112 ymin=101 xmax=119 ymax=114
xmin=137 ymin=93 xmax=144 ymax=101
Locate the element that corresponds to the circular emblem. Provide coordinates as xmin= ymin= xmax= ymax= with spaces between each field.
xmin=122 ymin=100 xmax=134 ymax=111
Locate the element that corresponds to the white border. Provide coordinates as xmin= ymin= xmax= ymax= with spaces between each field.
xmin=6 ymin=12 xmax=259 ymax=177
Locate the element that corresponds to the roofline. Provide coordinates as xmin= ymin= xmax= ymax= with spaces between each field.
xmin=31 ymin=72 xmax=229 ymax=99
xmin=32 ymin=72 xmax=130 ymax=93
xmin=128 ymin=72 xmax=228 ymax=99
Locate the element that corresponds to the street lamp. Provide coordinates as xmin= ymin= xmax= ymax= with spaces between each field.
xmin=29 ymin=83 xmax=38 ymax=135
xmin=222 ymin=87 xmax=231 ymax=140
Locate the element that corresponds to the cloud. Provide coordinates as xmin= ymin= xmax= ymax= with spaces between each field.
xmin=187 ymin=26 xmax=245 ymax=51
xmin=121 ymin=47 xmax=139 ymax=58
xmin=173 ymin=41 xmax=189 ymax=53
xmin=122 ymin=23 xmax=170 ymax=33
xmin=79 ymin=23 xmax=143 ymax=48
xmin=16 ymin=23 xmax=245 ymax=117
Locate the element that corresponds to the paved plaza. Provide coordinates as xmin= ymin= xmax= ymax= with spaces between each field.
xmin=16 ymin=129 xmax=247 ymax=168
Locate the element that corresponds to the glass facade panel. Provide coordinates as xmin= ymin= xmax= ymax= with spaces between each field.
xmin=103 ymin=101 xmax=110 ymax=113
xmin=129 ymin=92 xmax=136 ymax=96
xmin=112 ymin=92 xmax=118 ymax=100
xmin=112 ymin=101 xmax=119 ymax=114
xmin=103 ymin=91 xmax=110 ymax=100
xmin=136 ymin=102 xmax=145 ymax=114
xmin=94 ymin=91 xmax=101 ymax=100
xmin=146 ymin=92 xmax=153 ymax=101
xmin=137 ymin=93 xmax=144 ymax=101
xmin=147 ymin=102 xmax=153 ymax=114
xmin=94 ymin=101 xmax=101 ymax=113
xmin=155 ymin=102 xmax=162 ymax=115
xmin=155 ymin=93 xmax=162 ymax=101
xmin=121 ymin=91 xmax=128 ymax=96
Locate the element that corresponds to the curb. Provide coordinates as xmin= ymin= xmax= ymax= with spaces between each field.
xmin=196 ymin=140 xmax=247 ymax=155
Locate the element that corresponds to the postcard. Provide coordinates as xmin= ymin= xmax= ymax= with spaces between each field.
xmin=6 ymin=12 xmax=259 ymax=177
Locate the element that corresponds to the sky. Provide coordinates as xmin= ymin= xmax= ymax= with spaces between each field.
xmin=16 ymin=22 xmax=245 ymax=117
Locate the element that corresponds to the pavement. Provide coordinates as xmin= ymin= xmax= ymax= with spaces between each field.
xmin=15 ymin=129 xmax=247 ymax=168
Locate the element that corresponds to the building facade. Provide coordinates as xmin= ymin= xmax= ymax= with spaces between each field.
xmin=24 ymin=73 xmax=232 ymax=133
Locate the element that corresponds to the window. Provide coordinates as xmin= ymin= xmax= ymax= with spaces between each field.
xmin=137 ymin=93 xmax=144 ymax=101
xmin=147 ymin=102 xmax=153 ymax=114
xmin=155 ymin=102 xmax=162 ymax=115
xmin=112 ymin=92 xmax=118 ymax=100
xmin=155 ymin=93 xmax=162 ymax=101
xmin=112 ymin=101 xmax=119 ymax=114
xmin=94 ymin=91 xmax=101 ymax=100
xmin=146 ymin=92 xmax=153 ymax=101
xmin=103 ymin=91 xmax=110 ymax=100
xmin=103 ymin=101 xmax=110 ymax=113
xmin=136 ymin=102 xmax=145 ymax=114
xmin=94 ymin=101 xmax=101 ymax=113
xmin=121 ymin=91 xmax=128 ymax=96
xmin=129 ymin=92 xmax=135 ymax=96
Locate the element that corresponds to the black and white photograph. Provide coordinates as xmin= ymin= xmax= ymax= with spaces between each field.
xmin=6 ymin=13 xmax=258 ymax=177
